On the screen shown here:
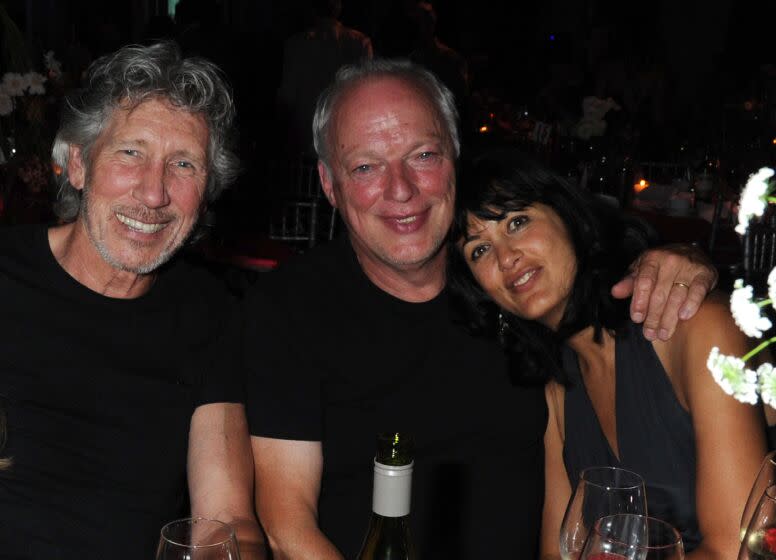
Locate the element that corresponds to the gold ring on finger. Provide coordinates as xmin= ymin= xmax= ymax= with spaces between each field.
xmin=672 ymin=281 xmax=690 ymax=289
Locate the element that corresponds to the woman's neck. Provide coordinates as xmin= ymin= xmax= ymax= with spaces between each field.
xmin=566 ymin=326 xmax=616 ymax=380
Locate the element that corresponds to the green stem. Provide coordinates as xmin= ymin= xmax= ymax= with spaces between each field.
xmin=743 ymin=336 xmax=776 ymax=362
xmin=758 ymin=299 xmax=772 ymax=308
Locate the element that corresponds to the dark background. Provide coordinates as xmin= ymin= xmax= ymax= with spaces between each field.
xmin=2 ymin=0 xmax=775 ymax=239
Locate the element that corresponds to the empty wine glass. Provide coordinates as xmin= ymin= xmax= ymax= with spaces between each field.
xmin=156 ymin=517 xmax=240 ymax=560
xmin=579 ymin=514 xmax=684 ymax=560
xmin=560 ymin=466 xmax=648 ymax=560
xmin=739 ymin=484 xmax=776 ymax=560
xmin=741 ymin=450 xmax=776 ymax=541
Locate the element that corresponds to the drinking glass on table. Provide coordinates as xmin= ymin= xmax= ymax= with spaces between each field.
xmin=156 ymin=517 xmax=240 ymax=560
xmin=739 ymin=484 xmax=776 ymax=560
xmin=579 ymin=514 xmax=684 ymax=560
xmin=741 ymin=450 xmax=776 ymax=541
xmin=560 ymin=466 xmax=648 ymax=560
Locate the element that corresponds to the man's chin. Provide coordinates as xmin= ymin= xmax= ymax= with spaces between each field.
xmin=381 ymin=241 xmax=446 ymax=270
xmin=98 ymin=241 xmax=180 ymax=274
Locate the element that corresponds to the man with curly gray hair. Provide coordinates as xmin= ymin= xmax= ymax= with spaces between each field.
xmin=0 ymin=42 xmax=263 ymax=558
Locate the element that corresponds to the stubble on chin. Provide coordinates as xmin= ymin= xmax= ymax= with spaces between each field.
xmin=79 ymin=185 xmax=196 ymax=274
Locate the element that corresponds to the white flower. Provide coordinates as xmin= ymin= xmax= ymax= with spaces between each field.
xmin=574 ymin=117 xmax=607 ymax=140
xmin=581 ymin=96 xmax=621 ymax=120
xmin=707 ymin=347 xmax=759 ymax=404
xmin=730 ymin=279 xmax=772 ymax=338
xmin=44 ymin=51 xmax=62 ymax=78
xmin=25 ymin=72 xmax=46 ymax=95
xmin=1 ymin=72 xmax=26 ymax=96
xmin=0 ymin=92 xmax=12 ymax=116
xmin=758 ymin=363 xmax=776 ymax=407
xmin=769 ymin=267 xmax=776 ymax=308
xmin=736 ymin=167 xmax=775 ymax=234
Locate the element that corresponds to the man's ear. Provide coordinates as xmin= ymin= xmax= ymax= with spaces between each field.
xmin=67 ymin=145 xmax=86 ymax=191
xmin=318 ymin=161 xmax=338 ymax=208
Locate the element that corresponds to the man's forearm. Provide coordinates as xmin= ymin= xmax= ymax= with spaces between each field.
xmin=231 ymin=517 xmax=268 ymax=560
xmin=264 ymin=523 xmax=344 ymax=560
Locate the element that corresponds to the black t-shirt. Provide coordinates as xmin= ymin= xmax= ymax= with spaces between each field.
xmin=0 ymin=224 xmax=243 ymax=559
xmin=245 ymin=235 xmax=547 ymax=559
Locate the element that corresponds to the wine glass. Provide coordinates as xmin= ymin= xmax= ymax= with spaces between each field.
xmin=741 ymin=450 xmax=776 ymax=541
xmin=560 ymin=466 xmax=648 ymax=560
xmin=156 ymin=517 xmax=241 ymax=560
xmin=739 ymin=484 xmax=776 ymax=560
xmin=579 ymin=514 xmax=684 ymax=560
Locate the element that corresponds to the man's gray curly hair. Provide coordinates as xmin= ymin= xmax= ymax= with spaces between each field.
xmin=51 ymin=41 xmax=238 ymax=221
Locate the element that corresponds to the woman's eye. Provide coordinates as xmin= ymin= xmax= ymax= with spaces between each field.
xmin=508 ymin=215 xmax=528 ymax=232
xmin=418 ymin=151 xmax=435 ymax=161
xmin=122 ymin=149 xmax=139 ymax=157
xmin=353 ymin=164 xmax=372 ymax=174
xmin=470 ymin=244 xmax=488 ymax=261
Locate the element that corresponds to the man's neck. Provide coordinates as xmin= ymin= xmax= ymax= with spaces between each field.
xmin=48 ymin=222 xmax=156 ymax=299
xmin=355 ymin=246 xmax=447 ymax=304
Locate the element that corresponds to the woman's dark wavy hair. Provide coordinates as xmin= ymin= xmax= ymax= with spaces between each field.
xmin=448 ymin=148 xmax=656 ymax=384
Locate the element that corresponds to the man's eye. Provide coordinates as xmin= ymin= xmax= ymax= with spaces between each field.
xmin=470 ymin=244 xmax=488 ymax=261
xmin=418 ymin=151 xmax=435 ymax=160
xmin=508 ymin=215 xmax=528 ymax=232
xmin=122 ymin=149 xmax=139 ymax=157
xmin=353 ymin=164 xmax=371 ymax=173
xmin=170 ymin=160 xmax=197 ymax=175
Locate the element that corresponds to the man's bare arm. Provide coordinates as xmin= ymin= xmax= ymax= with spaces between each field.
xmin=188 ymin=403 xmax=266 ymax=559
xmin=253 ymin=436 xmax=343 ymax=560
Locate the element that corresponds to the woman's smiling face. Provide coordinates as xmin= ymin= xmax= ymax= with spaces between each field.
xmin=460 ymin=203 xmax=578 ymax=330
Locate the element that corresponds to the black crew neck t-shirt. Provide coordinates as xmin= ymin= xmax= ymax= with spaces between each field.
xmin=245 ymin=235 xmax=547 ymax=558
xmin=0 ymin=224 xmax=243 ymax=558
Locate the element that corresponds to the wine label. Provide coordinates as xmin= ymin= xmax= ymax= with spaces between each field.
xmin=372 ymin=460 xmax=413 ymax=517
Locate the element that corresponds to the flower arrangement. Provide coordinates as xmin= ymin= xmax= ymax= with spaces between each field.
xmin=706 ymin=167 xmax=776 ymax=406
xmin=573 ymin=96 xmax=621 ymax=141
xmin=0 ymin=51 xmax=61 ymax=162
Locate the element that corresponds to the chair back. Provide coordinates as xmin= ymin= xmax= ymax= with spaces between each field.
xmin=637 ymin=161 xmax=688 ymax=185
xmin=267 ymin=156 xmax=339 ymax=249
xmin=743 ymin=215 xmax=776 ymax=291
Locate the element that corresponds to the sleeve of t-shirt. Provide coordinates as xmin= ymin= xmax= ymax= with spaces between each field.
xmin=242 ymin=279 xmax=322 ymax=441
xmin=193 ymin=284 xmax=245 ymax=407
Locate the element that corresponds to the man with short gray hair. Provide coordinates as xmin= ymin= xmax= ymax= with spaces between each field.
xmin=0 ymin=42 xmax=262 ymax=558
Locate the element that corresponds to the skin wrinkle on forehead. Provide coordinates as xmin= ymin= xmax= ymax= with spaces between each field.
xmin=333 ymin=79 xmax=449 ymax=164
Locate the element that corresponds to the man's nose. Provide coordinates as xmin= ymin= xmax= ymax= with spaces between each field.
xmin=384 ymin=163 xmax=418 ymax=202
xmin=132 ymin=161 xmax=170 ymax=208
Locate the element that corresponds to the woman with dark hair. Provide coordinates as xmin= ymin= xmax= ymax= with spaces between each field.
xmin=449 ymin=148 xmax=767 ymax=559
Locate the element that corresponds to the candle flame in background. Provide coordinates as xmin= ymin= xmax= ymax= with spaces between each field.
xmin=479 ymin=125 xmax=489 ymax=133
xmin=633 ymin=179 xmax=649 ymax=193
xmin=772 ymin=138 xmax=776 ymax=145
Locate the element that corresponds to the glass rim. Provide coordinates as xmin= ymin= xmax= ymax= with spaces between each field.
xmin=579 ymin=466 xmax=645 ymax=491
xmin=594 ymin=513 xmax=683 ymax=550
xmin=159 ymin=516 xmax=236 ymax=549
xmin=764 ymin=483 xmax=776 ymax=501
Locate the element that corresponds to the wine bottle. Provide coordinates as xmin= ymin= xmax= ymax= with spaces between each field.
xmin=357 ymin=432 xmax=415 ymax=560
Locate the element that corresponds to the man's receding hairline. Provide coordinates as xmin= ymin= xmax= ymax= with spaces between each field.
xmin=326 ymin=74 xmax=454 ymax=162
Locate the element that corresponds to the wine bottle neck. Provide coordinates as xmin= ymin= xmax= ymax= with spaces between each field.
xmin=372 ymin=460 xmax=413 ymax=517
